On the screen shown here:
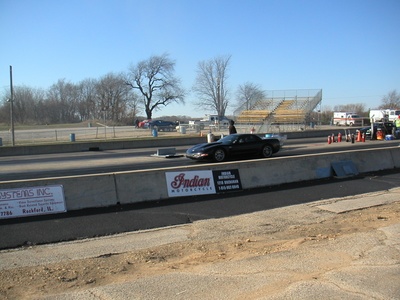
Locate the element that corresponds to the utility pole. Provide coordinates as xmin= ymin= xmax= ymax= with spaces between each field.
xmin=9 ymin=66 xmax=15 ymax=146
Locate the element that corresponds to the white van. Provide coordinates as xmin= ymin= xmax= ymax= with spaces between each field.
xmin=333 ymin=112 xmax=362 ymax=126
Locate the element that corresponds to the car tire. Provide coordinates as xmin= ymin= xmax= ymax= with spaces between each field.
xmin=213 ymin=148 xmax=226 ymax=162
xmin=261 ymin=145 xmax=273 ymax=158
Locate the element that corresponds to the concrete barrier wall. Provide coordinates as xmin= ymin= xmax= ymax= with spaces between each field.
xmin=0 ymin=174 xmax=117 ymax=211
xmin=390 ymin=147 xmax=400 ymax=168
xmin=237 ymin=147 xmax=399 ymax=190
xmin=1 ymin=146 xmax=399 ymax=211
xmin=115 ymin=169 xmax=170 ymax=204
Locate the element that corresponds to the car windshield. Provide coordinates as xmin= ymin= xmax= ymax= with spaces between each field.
xmin=219 ymin=135 xmax=238 ymax=143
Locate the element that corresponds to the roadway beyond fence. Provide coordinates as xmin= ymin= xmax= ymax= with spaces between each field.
xmin=0 ymin=125 xmax=360 ymax=156
xmin=0 ymin=124 xmax=352 ymax=146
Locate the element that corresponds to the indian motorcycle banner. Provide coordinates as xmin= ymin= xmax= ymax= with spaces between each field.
xmin=165 ymin=169 xmax=242 ymax=197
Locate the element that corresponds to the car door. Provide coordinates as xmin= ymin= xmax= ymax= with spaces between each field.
xmin=230 ymin=135 xmax=259 ymax=157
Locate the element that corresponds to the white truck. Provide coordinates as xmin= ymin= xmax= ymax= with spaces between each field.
xmin=333 ymin=112 xmax=362 ymax=126
xmin=189 ymin=114 xmax=232 ymax=129
xmin=369 ymin=109 xmax=400 ymax=123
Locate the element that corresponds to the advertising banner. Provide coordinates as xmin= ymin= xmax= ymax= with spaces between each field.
xmin=165 ymin=170 xmax=216 ymax=197
xmin=0 ymin=185 xmax=66 ymax=219
xmin=166 ymin=169 xmax=242 ymax=197
xmin=212 ymin=169 xmax=242 ymax=192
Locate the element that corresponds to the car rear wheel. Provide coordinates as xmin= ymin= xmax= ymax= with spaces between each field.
xmin=213 ymin=148 xmax=226 ymax=162
xmin=261 ymin=145 xmax=273 ymax=158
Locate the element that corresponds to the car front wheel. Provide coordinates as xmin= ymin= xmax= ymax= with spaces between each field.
xmin=261 ymin=145 xmax=273 ymax=158
xmin=213 ymin=148 xmax=226 ymax=162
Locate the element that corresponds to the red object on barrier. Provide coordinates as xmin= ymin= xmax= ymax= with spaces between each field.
xmin=331 ymin=134 xmax=335 ymax=143
xmin=362 ymin=133 xmax=366 ymax=142
xmin=328 ymin=135 xmax=332 ymax=144
xmin=377 ymin=130 xmax=384 ymax=140
xmin=338 ymin=132 xmax=342 ymax=142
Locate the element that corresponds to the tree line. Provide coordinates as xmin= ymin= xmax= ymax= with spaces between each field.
xmin=1 ymin=53 xmax=399 ymax=126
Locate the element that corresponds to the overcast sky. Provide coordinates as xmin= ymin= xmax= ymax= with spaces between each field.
xmin=1 ymin=0 xmax=399 ymax=118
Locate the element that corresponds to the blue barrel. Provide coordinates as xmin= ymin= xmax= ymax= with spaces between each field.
xmin=152 ymin=128 xmax=158 ymax=137
xmin=70 ymin=133 xmax=75 ymax=142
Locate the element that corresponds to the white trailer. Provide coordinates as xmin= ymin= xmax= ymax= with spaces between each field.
xmin=369 ymin=109 xmax=400 ymax=123
xmin=189 ymin=114 xmax=231 ymax=129
xmin=333 ymin=112 xmax=362 ymax=126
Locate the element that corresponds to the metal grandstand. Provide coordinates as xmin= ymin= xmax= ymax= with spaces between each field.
xmin=234 ymin=89 xmax=322 ymax=132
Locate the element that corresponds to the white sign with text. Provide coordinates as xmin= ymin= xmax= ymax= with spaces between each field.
xmin=0 ymin=185 xmax=66 ymax=219
xmin=166 ymin=170 xmax=216 ymax=197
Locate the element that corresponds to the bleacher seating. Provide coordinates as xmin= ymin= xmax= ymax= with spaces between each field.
xmin=236 ymin=110 xmax=270 ymax=123
xmin=235 ymin=90 xmax=322 ymax=125
xmin=272 ymin=109 xmax=306 ymax=123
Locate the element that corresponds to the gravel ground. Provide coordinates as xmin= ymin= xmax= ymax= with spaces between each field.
xmin=1 ymin=189 xmax=399 ymax=299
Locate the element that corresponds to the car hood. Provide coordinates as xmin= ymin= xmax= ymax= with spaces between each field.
xmin=187 ymin=141 xmax=223 ymax=151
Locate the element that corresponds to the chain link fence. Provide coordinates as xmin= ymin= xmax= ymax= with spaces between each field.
xmin=0 ymin=125 xmax=223 ymax=146
xmin=0 ymin=126 xmax=168 ymax=146
xmin=0 ymin=123 xmax=333 ymax=146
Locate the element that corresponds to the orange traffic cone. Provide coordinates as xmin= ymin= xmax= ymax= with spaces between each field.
xmin=356 ymin=130 xmax=361 ymax=142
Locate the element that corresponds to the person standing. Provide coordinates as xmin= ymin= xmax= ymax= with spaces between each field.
xmin=394 ymin=115 xmax=400 ymax=138
xmin=228 ymin=120 xmax=237 ymax=135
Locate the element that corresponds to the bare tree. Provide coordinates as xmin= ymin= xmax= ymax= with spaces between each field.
xmin=95 ymin=73 xmax=130 ymax=124
xmin=333 ymin=103 xmax=366 ymax=116
xmin=47 ymin=79 xmax=80 ymax=123
xmin=235 ymin=82 xmax=266 ymax=112
xmin=125 ymin=92 xmax=142 ymax=123
xmin=126 ymin=53 xmax=184 ymax=119
xmin=192 ymin=55 xmax=231 ymax=117
xmin=379 ymin=90 xmax=400 ymax=109
xmin=76 ymin=78 xmax=97 ymax=121
xmin=0 ymin=92 xmax=8 ymax=122
xmin=8 ymin=86 xmax=46 ymax=124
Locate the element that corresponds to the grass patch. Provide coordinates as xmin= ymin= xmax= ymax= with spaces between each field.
xmin=0 ymin=121 xmax=102 ymax=131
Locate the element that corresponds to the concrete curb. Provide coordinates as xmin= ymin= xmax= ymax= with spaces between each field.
xmin=1 ymin=146 xmax=399 ymax=211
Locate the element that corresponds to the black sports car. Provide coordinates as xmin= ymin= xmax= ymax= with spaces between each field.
xmin=185 ymin=133 xmax=281 ymax=162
